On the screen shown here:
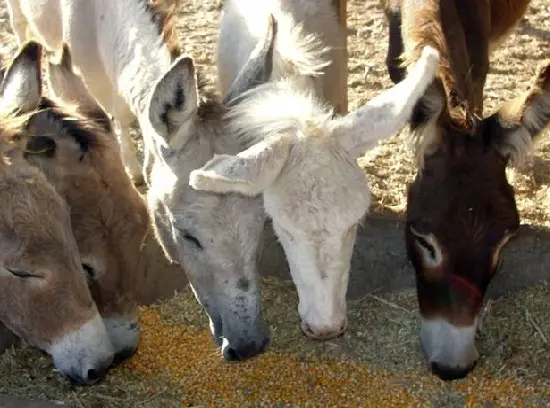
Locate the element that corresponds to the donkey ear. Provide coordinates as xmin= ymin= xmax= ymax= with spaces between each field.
xmin=47 ymin=43 xmax=113 ymax=133
xmin=493 ymin=61 xmax=550 ymax=167
xmin=336 ymin=46 xmax=440 ymax=159
xmin=222 ymin=14 xmax=277 ymax=106
xmin=0 ymin=41 xmax=43 ymax=114
xmin=147 ymin=56 xmax=198 ymax=147
xmin=189 ymin=135 xmax=291 ymax=196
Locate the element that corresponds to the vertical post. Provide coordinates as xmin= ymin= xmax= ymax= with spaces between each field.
xmin=332 ymin=0 xmax=348 ymax=114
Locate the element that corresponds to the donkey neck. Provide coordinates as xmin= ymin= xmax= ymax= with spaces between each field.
xmin=100 ymin=0 xmax=175 ymax=115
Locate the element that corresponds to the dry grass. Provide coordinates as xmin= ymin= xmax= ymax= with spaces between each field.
xmin=0 ymin=0 xmax=549 ymax=406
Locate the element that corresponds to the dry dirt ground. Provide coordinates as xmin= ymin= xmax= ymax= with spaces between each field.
xmin=0 ymin=0 xmax=549 ymax=407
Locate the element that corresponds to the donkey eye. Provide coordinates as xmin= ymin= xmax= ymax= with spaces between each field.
xmin=5 ymin=267 xmax=42 ymax=279
xmin=409 ymin=226 xmax=441 ymax=266
xmin=82 ymin=263 xmax=96 ymax=279
xmin=415 ymin=236 xmax=436 ymax=259
xmin=183 ymin=232 xmax=203 ymax=249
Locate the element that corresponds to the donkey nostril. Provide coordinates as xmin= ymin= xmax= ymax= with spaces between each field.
xmin=128 ymin=322 xmax=139 ymax=330
xmin=223 ymin=347 xmax=240 ymax=362
xmin=430 ymin=361 xmax=476 ymax=381
xmin=112 ymin=346 xmax=137 ymax=367
xmin=87 ymin=368 xmax=100 ymax=382
xmin=302 ymin=322 xmax=315 ymax=336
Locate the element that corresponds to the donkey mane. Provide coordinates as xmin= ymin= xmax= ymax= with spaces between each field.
xmin=402 ymin=1 xmax=481 ymax=131
xmin=194 ymin=70 xmax=228 ymax=122
xmin=140 ymin=0 xmax=182 ymax=60
xmin=226 ymin=78 xmax=334 ymax=147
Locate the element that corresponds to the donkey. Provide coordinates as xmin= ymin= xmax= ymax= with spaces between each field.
xmin=4 ymin=0 xmax=184 ymax=185
xmin=0 ymin=44 xmax=114 ymax=384
xmin=6 ymin=0 xmax=275 ymax=361
xmin=217 ymin=0 xmax=347 ymax=113
xmin=189 ymin=18 xmax=438 ymax=343
xmin=0 ymin=41 xmax=150 ymax=365
xmin=381 ymin=0 xmax=550 ymax=380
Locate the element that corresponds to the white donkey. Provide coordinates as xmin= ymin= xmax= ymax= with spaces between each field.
xmin=217 ymin=0 xmax=347 ymax=113
xmin=191 ymin=43 xmax=439 ymax=339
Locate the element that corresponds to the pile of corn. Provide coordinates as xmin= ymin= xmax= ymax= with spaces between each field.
xmin=123 ymin=307 xmax=550 ymax=407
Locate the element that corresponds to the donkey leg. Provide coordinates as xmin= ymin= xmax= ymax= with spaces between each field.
xmin=5 ymin=0 xmax=31 ymax=44
xmin=115 ymin=120 xmax=144 ymax=186
xmin=112 ymin=102 xmax=144 ymax=186
xmin=382 ymin=1 xmax=406 ymax=84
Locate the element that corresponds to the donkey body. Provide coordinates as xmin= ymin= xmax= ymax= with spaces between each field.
xmin=0 ymin=41 xmax=150 ymax=365
xmin=0 ymin=42 xmax=114 ymax=385
xmin=381 ymin=0 xmax=550 ymax=380
xmin=217 ymin=0 xmax=346 ymax=113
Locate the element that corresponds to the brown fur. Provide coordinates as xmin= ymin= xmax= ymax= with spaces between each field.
xmin=3 ymin=42 xmax=150 ymax=328
xmin=386 ymin=0 xmax=529 ymax=131
xmin=141 ymin=0 xmax=182 ymax=60
xmin=23 ymin=95 xmax=150 ymax=322
xmin=0 ymin=115 xmax=98 ymax=348
xmin=380 ymin=0 xmax=550 ymax=342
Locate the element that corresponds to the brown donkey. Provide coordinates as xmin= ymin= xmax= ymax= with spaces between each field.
xmin=382 ymin=0 xmax=550 ymax=380
xmin=1 ymin=41 xmax=150 ymax=364
xmin=0 ymin=44 xmax=114 ymax=384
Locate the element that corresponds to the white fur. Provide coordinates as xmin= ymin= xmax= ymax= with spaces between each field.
xmin=217 ymin=0 xmax=346 ymax=113
xmin=48 ymin=313 xmax=114 ymax=384
xmin=191 ymin=47 xmax=440 ymax=338
xmin=421 ymin=317 xmax=479 ymax=371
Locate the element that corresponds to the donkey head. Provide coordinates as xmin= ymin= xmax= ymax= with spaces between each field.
xmin=2 ymin=41 xmax=150 ymax=365
xmin=0 ymin=42 xmax=114 ymax=384
xmin=141 ymin=16 xmax=280 ymax=361
xmin=407 ymin=62 xmax=550 ymax=380
xmin=190 ymin=46 xmax=440 ymax=339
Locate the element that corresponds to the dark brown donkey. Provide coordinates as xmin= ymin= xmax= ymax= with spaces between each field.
xmin=381 ymin=0 xmax=550 ymax=380
xmin=1 ymin=41 xmax=150 ymax=365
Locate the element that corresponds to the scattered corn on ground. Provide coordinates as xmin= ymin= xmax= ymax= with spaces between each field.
xmin=0 ymin=281 xmax=549 ymax=407
xmin=124 ymin=304 xmax=550 ymax=407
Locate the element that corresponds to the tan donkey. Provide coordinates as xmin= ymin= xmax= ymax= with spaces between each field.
xmin=1 ymin=41 xmax=150 ymax=364
xmin=0 ymin=44 xmax=114 ymax=384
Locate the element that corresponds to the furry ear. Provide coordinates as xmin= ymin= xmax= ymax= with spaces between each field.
xmin=492 ymin=61 xmax=550 ymax=167
xmin=46 ymin=43 xmax=112 ymax=133
xmin=0 ymin=41 xmax=43 ymax=115
xmin=147 ymin=55 xmax=199 ymax=148
xmin=189 ymin=134 xmax=291 ymax=196
xmin=222 ymin=14 xmax=277 ymax=106
xmin=336 ymin=46 xmax=440 ymax=159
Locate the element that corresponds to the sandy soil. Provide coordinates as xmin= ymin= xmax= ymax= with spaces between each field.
xmin=0 ymin=2 xmax=549 ymax=226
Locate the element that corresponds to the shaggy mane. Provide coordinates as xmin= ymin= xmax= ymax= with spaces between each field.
xmin=273 ymin=16 xmax=331 ymax=79
xmin=141 ymin=0 xmax=182 ymax=60
xmin=401 ymin=2 xmax=481 ymax=131
xmin=226 ymin=78 xmax=333 ymax=147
